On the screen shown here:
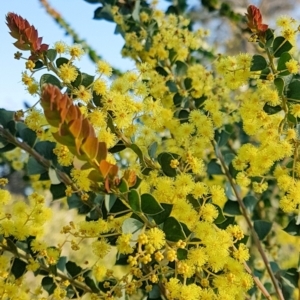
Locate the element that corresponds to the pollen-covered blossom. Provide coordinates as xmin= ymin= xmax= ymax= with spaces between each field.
xmin=54 ymin=41 xmax=67 ymax=54
xmin=73 ymin=85 xmax=92 ymax=103
xmin=285 ymin=59 xmax=299 ymax=74
xmin=58 ymin=63 xmax=78 ymax=83
xmin=96 ymin=60 xmax=112 ymax=76
xmin=146 ymin=227 xmax=165 ymax=250
xmin=199 ymin=203 xmax=219 ymax=223
xmin=53 ymin=144 xmax=74 ymax=166
xmin=92 ymin=263 xmax=107 ymax=282
xmin=92 ymin=239 xmax=111 ymax=258
xmin=69 ymin=44 xmax=84 ymax=59
xmin=116 ymin=233 xmax=134 ymax=254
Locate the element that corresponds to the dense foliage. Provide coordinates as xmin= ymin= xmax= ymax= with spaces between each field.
xmin=0 ymin=1 xmax=300 ymax=299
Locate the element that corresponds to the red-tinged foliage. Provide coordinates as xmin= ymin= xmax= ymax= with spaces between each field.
xmin=6 ymin=12 xmax=49 ymax=54
xmin=40 ymin=84 xmax=118 ymax=183
xmin=246 ymin=5 xmax=268 ymax=34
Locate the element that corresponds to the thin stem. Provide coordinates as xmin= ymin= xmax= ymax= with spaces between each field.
xmin=213 ymin=141 xmax=284 ymax=300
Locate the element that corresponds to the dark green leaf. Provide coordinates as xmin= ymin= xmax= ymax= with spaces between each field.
xmin=109 ymin=140 xmax=126 ymax=153
xmin=223 ymin=200 xmax=241 ymax=216
xmin=177 ymin=248 xmax=188 ymax=260
xmin=216 ymin=216 xmax=235 ymax=229
xmin=85 ymin=276 xmax=99 ymax=292
xmin=250 ymin=55 xmax=267 ymax=71
xmin=166 ymin=80 xmax=178 ymax=93
xmin=265 ymin=28 xmax=275 ymax=47
xmin=283 ymin=219 xmax=300 ymax=236
xmin=108 ymin=197 xmax=128 ymax=216
xmin=0 ymin=109 xmax=14 ymax=128
xmin=175 ymin=61 xmax=188 ymax=76
xmin=163 ymin=217 xmax=186 ymax=241
xmin=274 ymin=77 xmax=285 ymax=96
xmin=287 ymin=80 xmax=300 ymax=102
xmin=141 ymin=193 xmax=164 ymax=215
xmin=19 ymin=127 xmax=36 ymax=147
xmin=94 ymin=5 xmax=114 ymax=22
xmin=184 ymin=77 xmax=192 ymax=90
xmin=33 ymin=60 xmax=44 ymax=69
xmin=71 ymin=70 xmax=82 ymax=88
xmin=254 ymin=220 xmax=272 ymax=240
xmin=118 ymin=179 xmax=129 ymax=193
xmin=243 ymin=195 xmax=258 ymax=213
xmin=56 ymin=57 xmax=69 ymax=68
xmin=46 ymin=49 xmax=57 ymax=62
xmin=282 ymin=268 xmax=299 ymax=287
xmin=263 ymin=103 xmax=282 ymax=115
xmin=66 ymin=261 xmax=82 ymax=277
xmin=0 ymin=143 xmax=16 ymax=153
xmin=27 ymin=156 xmax=47 ymax=175
xmin=11 ymin=258 xmax=27 ymax=279
xmin=81 ymin=73 xmax=95 ymax=88
xmin=42 ymin=276 xmax=57 ymax=295
xmin=67 ymin=194 xmax=91 ymax=214
xmin=215 ymin=130 xmax=231 ymax=147
xmin=129 ymin=144 xmax=146 ymax=166
xmin=178 ymin=109 xmax=189 ymax=123
xmin=34 ymin=141 xmax=56 ymax=159
xmin=273 ymin=36 xmax=293 ymax=58
xmin=50 ymin=183 xmax=66 ymax=200
xmin=128 ymin=189 xmax=142 ymax=212
xmin=214 ymin=205 xmax=226 ymax=224
xmin=157 ymin=152 xmax=179 ymax=177
xmin=277 ymin=52 xmax=292 ymax=76
xmin=6 ymin=238 xmax=19 ymax=257
xmin=151 ymin=203 xmax=173 ymax=225
xmin=148 ymin=284 xmax=162 ymax=299
xmin=173 ymin=93 xmax=183 ymax=107
xmin=155 ymin=66 xmax=168 ymax=77
xmin=207 ymin=159 xmax=223 ymax=175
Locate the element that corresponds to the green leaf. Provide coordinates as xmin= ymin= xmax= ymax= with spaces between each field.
xmin=128 ymin=189 xmax=142 ymax=212
xmin=173 ymin=93 xmax=184 ymax=107
xmin=85 ymin=276 xmax=99 ymax=293
xmin=273 ymin=36 xmax=293 ymax=58
xmin=250 ymin=55 xmax=267 ymax=71
xmin=207 ymin=159 xmax=223 ymax=175
xmin=0 ymin=143 xmax=16 ymax=153
xmin=254 ymin=220 xmax=272 ymax=240
xmin=215 ymin=130 xmax=231 ymax=147
xmin=243 ymin=195 xmax=258 ymax=213
xmin=33 ymin=60 xmax=44 ymax=69
xmin=71 ymin=70 xmax=82 ymax=88
xmin=67 ymin=194 xmax=91 ymax=214
xmin=148 ymin=142 xmax=158 ymax=159
xmin=94 ymin=5 xmax=114 ymax=22
xmin=184 ymin=77 xmax=192 ymax=90
xmin=56 ymin=57 xmax=69 ymax=68
xmin=141 ymin=193 xmax=164 ymax=215
xmin=177 ymin=248 xmax=188 ymax=260
xmin=157 ymin=152 xmax=179 ymax=177
xmin=265 ymin=28 xmax=275 ymax=47
xmin=282 ymin=268 xmax=299 ymax=287
xmin=81 ymin=73 xmax=95 ymax=88
xmin=11 ymin=258 xmax=27 ymax=279
xmin=214 ymin=205 xmax=226 ymax=224
xmin=46 ymin=49 xmax=57 ymax=62
xmin=155 ymin=66 xmax=168 ymax=77
xmin=118 ymin=179 xmax=129 ymax=193
xmin=151 ymin=203 xmax=173 ymax=225
xmin=178 ymin=109 xmax=189 ymax=123
xmin=223 ymin=200 xmax=241 ymax=216
xmin=287 ymin=80 xmax=300 ymax=102
xmin=27 ymin=156 xmax=47 ymax=175
xmin=283 ymin=219 xmax=300 ymax=236
xmin=148 ymin=284 xmax=162 ymax=299
xmin=129 ymin=144 xmax=146 ymax=166
xmin=122 ymin=218 xmax=143 ymax=234
xmin=0 ymin=109 xmax=14 ymax=128
xmin=34 ymin=141 xmax=56 ymax=160
xmin=166 ymin=80 xmax=178 ymax=93
xmin=108 ymin=197 xmax=128 ymax=216
xmin=42 ymin=276 xmax=57 ymax=295
xmin=66 ymin=261 xmax=82 ymax=277
xmin=18 ymin=127 xmax=37 ymax=147
xmin=277 ymin=52 xmax=292 ymax=76
xmin=175 ymin=61 xmax=188 ymax=76
xmin=163 ymin=217 xmax=186 ymax=241
xmin=263 ymin=103 xmax=282 ymax=115
xmin=57 ymin=256 xmax=67 ymax=272
xmin=274 ymin=77 xmax=285 ymax=96
xmin=50 ymin=183 xmax=66 ymax=200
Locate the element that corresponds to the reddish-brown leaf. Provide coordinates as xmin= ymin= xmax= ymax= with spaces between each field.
xmin=245 ymin=5 xmax=268 ymax=34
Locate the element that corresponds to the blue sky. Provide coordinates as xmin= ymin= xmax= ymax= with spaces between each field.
xmin=1 ymin=0 xmax=136 ymax=110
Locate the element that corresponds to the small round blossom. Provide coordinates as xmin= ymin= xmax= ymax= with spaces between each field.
xmin=96 ymin=61 xmax=112 ymax=76
xmin=58 ymin=63 xmax=78 ymax=83
xmin=54 ymin=41 xmax=67 ymax=54
xmin=285 ymin=59 xmax=299 ymax=74
xmin=69 ymin=44 xmax=85 ymax=59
